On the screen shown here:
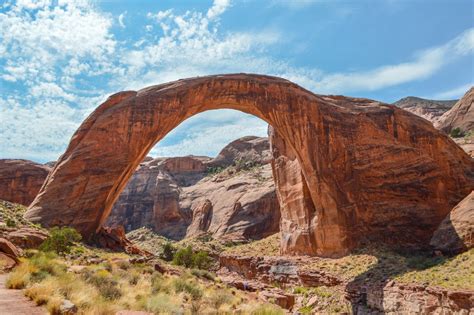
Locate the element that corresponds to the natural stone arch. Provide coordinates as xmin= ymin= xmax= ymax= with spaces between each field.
xmin=25 ymin=74 xmax=473 ymax=257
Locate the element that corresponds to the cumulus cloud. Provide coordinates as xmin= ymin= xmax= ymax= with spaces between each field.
xmin=1 ymin=0 xmax=473 ymax=162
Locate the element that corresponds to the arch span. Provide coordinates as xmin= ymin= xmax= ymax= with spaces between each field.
xmin=25 ymin=74 xmax=473 ymax=257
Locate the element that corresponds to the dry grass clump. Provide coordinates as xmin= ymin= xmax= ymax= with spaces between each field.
xmin=224 ymin=233 xmax=281 ymax=256
xmin=395 ymin=248 xmax=474 ymax=290
xmin=8 ymin=246 xmax=283 ymax=314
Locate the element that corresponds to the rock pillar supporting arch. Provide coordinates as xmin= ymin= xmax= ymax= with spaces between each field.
xmin=25 ymin=74 xmax=473 ymax=257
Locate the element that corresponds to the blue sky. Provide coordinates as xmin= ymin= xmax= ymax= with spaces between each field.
xmin=0 ymin=0 xmax=473 ymax=162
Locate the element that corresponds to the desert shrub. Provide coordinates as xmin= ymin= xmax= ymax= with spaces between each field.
xmin=144 ymin=293 xmax=181 ymax=314
xmin=81 ymin=268 xmax=122 ymax=300
xmin=6 ymin=217 xmax=16 ymax=227
xmin=192 ymin=251 xmax=212 ymax=270
xmin=191 ymin=268 xmax=215 ymax=281
xmin=250 ymin=304 xmax=285 ymax=315
xmin=6 ymin=264 xmax=31 ymax=289
xmin=450 ymin=127 xmax=464 ymax=138
xmin=161 ymin=242 xmax=176 ymax=262
xmin=209 ymin=290 xmax=233 ymax=309
xmin=173 ymin=246 xmax=194 ymax=268
xmin=39 ymin=227 xmax=82 ymax=254
xmin=207 ymin=166 xmax=225 ymax=176
xmin=173 ymin=278 xmax=203 ymax=300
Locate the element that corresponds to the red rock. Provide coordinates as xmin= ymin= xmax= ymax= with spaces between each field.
xmin=24 ymin=74 xmax=474 ymax=257
xmin=107 ymin=137 xmax=280 ymax=242
xmin=394 ymin=96 xmax=456 ymax=125
xmin=186 ymin=199 xmax=213 ymax=238
xmin=259 ymin=290 xmax=295 ymax=309
xmin=430 ymin=191 xmax=474 ymax=254
xmin=0 ymin=159 xmax=50 ymax=206
xmin=0 ymin=238 xmax=21 ymax=262
xmin=6 ymin=227 xmax=49 ymax=249
xmin=436 ymin=87 xmax=474 ymax=133
xmin=93 ymin=226 xmax=151 ymax=256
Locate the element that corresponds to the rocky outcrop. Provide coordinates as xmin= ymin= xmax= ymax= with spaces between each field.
xmin=394 ymin=96 xmax=456 ymax=124
xmin=0 ymin=237 xmax=20 ymax=270
xmin=107 ymin=137 xmax=280 ymax=241
xmin=0 ymin=159 xmax=50 ymax=206
xmin=348 ymin=281 xmax=474 ymax=314
xmin=208 ymin=136 xmax=272 ymax=168
xmin=436 ymin=87 xmax=474 ymax=133
xmin=430 ymin=191 xmax=474 ymax=254
xmin=25 ymin=74 xmax=474 ymax=257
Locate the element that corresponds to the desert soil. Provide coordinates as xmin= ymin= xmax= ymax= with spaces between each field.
xmin=0 ymin=273 xmax=46 ymax=314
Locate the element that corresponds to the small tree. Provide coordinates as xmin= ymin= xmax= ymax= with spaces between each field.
xmin=450 ymin=127 xmax=464 ymax=138
xmin=173 ymin=246 xmax=194 ymax=268
xmin=39 ymin=227 xmax=82 ymax=254
xmin=160 ymin=242 xmax=176 ymax=262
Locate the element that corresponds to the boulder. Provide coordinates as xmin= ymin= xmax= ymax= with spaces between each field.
xmin=430 ymin=191 xmax=474 ymax=254
xmin=0 ymin=159 xmax=50 ymax=206
xmin=6 ymin=227 xmax=49 ymax=249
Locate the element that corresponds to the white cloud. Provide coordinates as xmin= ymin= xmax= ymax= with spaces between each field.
xmin=1 ymin=0 xmax=473 ymax=163
xmin=207 ymin=0 xmax=231 ymax=20
xmin=431 ymin=83 xmax=473 ymax=100
xmin=312 ymin=28 xmax=474 ymax=94
xmin=150 ymin=110 xmax=268 ymax=158
xmin=118 ymin=11 xmax=126 ymax=28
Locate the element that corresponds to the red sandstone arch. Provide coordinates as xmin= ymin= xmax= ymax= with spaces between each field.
xmin=25 ymin=74 xmax=473 ymax=257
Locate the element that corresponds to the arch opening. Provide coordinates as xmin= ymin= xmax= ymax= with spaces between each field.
xmin=24 ymin=74 xmax=474 ymax=257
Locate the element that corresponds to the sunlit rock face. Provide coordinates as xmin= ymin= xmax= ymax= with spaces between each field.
xmin=435 ymin=87 xmax=474 ymax=134
xmin=0 ymin=159 xmax=51 ymax=206
xmin=106 ymin=136 xmax=280 ymax=242
xmin=393 ymin=96 xmax=456 ymax=125
xmin=24 ymin=74 xmax=474 ymax=257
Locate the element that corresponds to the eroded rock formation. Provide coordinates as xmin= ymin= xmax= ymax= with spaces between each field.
xmin=436 ymin=87 xmax=474 ymax=133
xmin=106 ymin=136 xmax=280 ymax=241
xmin=393 ymin=96 xmax=456 ymax=125
xmin=25 ymin=74 xmax=474 ymax=256
xmin=430 ymin=191 xmax=474 ymax=254
xmin=0 ymin=159 xmax=50 ymax=206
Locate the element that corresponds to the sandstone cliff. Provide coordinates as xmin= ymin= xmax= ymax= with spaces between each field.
xmin=106 ymin=136 xmax=280 ymax=241
xmin=436 ymin=87 xmax=474 ymax=134
xmin=393 ymin=96 xmax=456 ymax=124
xmin=0 ymin=160 xmax=50 ymax=206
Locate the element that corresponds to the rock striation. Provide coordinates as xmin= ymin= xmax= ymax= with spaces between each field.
xmin=0 ymin=159 xmax=50 ymax=206
xmin=393 ymin=96 xmax=457 ymax=125
xmin=436 ymin=87 xmax=474 ymax=134
xmin=106 ymin=136 xmax=280 ymax=241
xmin=430 ymin=191 xmax=474 ymax=254
xmin=25 ymin=74 xmax=474 ymax=257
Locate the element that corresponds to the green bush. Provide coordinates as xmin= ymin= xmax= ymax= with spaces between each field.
xmin=173 ymin=278 xmax=202 ymax=300
xmin=172 ymin=246 xmax=213 ymax=270
xmin=160 ymin=242 xmax=176 ymax=262
xmin=39 ymin=227 xmax=82 ymax=254
xmin=192 ymin=251 xmax=212 ymax=270
xmin=450 ymin=127 xmax=464 ymax=138
xmin=173 ymin=246 xmax=194 ymax=268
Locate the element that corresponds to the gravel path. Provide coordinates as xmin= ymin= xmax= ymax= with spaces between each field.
xmin=0 ymin=273 xmax=46 ymax=314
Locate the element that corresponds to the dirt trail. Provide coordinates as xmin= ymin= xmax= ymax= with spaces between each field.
xmin=0 ymin=273 xmax=46 ymax=314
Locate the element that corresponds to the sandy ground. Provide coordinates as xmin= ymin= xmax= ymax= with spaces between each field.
xmin=0 ymin=273 xmax=46 ymax=315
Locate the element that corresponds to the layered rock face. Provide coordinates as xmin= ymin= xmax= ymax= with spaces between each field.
xmin=106 ymin=136 xmax=280 ymax=241
xmin=430 ymin=191 xmax=474 ymax=254
xmin=25 ymin=74 xmax=474 ymax=257
xmin=436 ymin=87 xmax=474 ymax=133
xmin=393 ymin=96 xmax=457 ymax=124
xmin=0 ymin=159 xmax=51 ymax=206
